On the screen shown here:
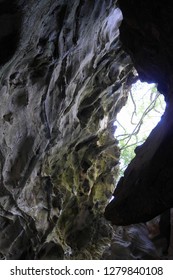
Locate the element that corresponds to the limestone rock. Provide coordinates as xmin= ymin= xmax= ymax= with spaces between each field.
xmin=103 ymin=224 xmax=159 ymax=260
xmin=105 ymin=0 xmax=173 ymax=259
xmin=0 ymin=0 xmax=133 ymax=259
xmin=1 ymin=0 xmax=172 ymax=261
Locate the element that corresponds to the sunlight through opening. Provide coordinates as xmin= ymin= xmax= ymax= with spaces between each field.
xmin=114 ymin=80 xmax=166 ymax=179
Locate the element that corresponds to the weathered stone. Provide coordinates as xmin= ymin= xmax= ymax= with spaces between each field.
xmin=102 ymin=224 xmax=159 ymax=260
xmin=0 ymin=0 xmax=133 ymax=259
xmin=105 ymin=0 xmax=173 ymax=226
xmin=2 ymin=0 xmax=172 ymax=260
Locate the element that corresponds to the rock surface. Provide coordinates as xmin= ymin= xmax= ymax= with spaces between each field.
xmin=0 ymin=0 xmax=134 ymax=259
xmin=103 ymin=223 xmax=159 ymax=260
xmin=105 ymin=0 xmax=173 ymax=259
xmin=1 ymin=0 xmax=173 ymax=260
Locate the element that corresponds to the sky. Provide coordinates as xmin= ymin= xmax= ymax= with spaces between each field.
xmin=114 ymin=80 xmax=166 ymax=175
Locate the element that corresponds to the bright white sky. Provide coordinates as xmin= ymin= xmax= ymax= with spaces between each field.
xmin=114 ymin=80 xmax=166 ymax=139
xmin=114 ymin=80 xmax=166 ymax=174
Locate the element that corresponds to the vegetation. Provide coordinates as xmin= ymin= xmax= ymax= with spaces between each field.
xmin=114 ymin=80 xmax=166 ymax=178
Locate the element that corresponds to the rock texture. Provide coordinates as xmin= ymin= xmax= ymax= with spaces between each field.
xmin=1 ymin=0 xmax=173 ymax=260
xmin=105 ymin=0 xmax=173 ymax=258
xmin=103 ymin=223 xmax=159 ymax=260
xmin=0 ymin=0 xmax=134 ymax=259
xmin=117 ymin=0 xmax=173 ymax=98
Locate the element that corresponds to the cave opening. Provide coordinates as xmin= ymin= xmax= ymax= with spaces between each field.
xmin=114 ymin=79 xmax=166 ymax=179
xmin=1 ymin=0 xmax=173 ymax=261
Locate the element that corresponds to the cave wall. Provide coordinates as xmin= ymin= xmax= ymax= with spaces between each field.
xmin=105 ymin=0 xmax=173 ymax=259
xmin=105 ymin=0 xmax=173 ymax=222
xmin=0 ymin=0 xmax=134 ymax=259
xmin=117 ymin=0 xmax=173 ymax=98
xmin=1 ymin=0 xmax=171 ymax=261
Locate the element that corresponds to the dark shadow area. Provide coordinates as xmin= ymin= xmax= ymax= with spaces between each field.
xmin=0 ymin=0 xmax=22 ymax=66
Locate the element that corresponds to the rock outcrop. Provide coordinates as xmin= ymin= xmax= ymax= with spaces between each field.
xmin=105 ymin=0 xmax=173 ymax=223
xmin=0 ymin=0 xmax=134 ymax=259
xmin=1 ymin=0 xmax=173 ymax=260
xmin=105 ymin=0 xmax=173 ymax=259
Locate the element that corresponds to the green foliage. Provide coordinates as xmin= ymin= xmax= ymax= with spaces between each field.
xmin=114 ymin=81 xmax=166 ymax=178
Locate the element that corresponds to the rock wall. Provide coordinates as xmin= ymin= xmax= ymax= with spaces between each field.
xmin=1 ymin=0 xmax=171 ymax=261
xmin=105 ymin=0 xmax=173 ymax=259
xmin=0 ymin=0 xmax=134 ymax=259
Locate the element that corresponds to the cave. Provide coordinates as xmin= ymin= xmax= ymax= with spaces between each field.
xmin=0 ymin=0 xmax=173 ymax=260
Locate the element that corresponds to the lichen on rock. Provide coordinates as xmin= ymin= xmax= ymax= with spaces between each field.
xmin=0 ymin=0 xmax=134 ymax=259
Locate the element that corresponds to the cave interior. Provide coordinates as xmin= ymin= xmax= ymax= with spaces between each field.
xmin=0 ymin=0 xmax=173 ymax=260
